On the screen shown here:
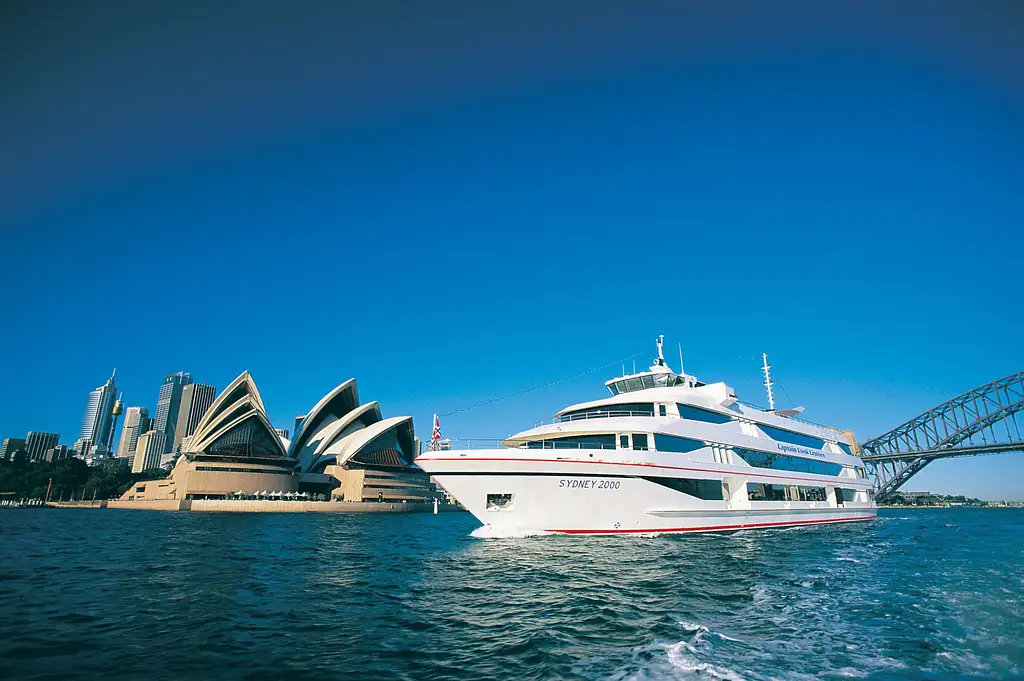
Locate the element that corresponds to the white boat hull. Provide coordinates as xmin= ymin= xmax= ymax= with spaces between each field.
xmin=423 ymin=455 xmax=876 ymax=535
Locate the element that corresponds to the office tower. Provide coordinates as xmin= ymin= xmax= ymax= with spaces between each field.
xmin=117 ymin=407 xmax=151 ymax=459
xmin=132 ymin=431 xmax=168 ymax=473
xmin=154 ymin=371 xmax=192 ymax=454
xmin=172 ymin=383 xmax=216 ymax=454
xmin=274 ymin=428 xmax=289 ymax=440
xmin=77 ymin=370 xmax=118 ymax=457
xmin=25 ymin=432 xmax=60 ymax=462
xmin=1 ymin=437 xmax=26 ymax=460
xmin=45 ymin=445 xmax=73 ymax=462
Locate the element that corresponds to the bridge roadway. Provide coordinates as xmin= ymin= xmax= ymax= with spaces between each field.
xmin=858 ymin=370 xmax=1024 ymax=502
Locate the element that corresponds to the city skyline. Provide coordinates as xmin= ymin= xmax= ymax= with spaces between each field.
xmin=0 ymin=3 xmax=1021 ymax=500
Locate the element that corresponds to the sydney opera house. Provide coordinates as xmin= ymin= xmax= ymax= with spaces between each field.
xmin=121 ymin=372 xmax=437 ymax=504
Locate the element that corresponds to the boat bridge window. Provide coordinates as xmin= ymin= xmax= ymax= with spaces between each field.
xmin=758 ymin=424 xmax=825 ymax=450
xmin=735 ymin=448 xmax=843 ymax=476
xmin=677 ymin=404 xmax=733 ymax=424
xmin=653 ymin=433 xmax=705 ymax=454
xmin=559 ymin=403 xmax=655 ymax=422
xmin=746 ymin=483 xmax=826 ymax=502
xmin=644 ymin=477 xmax=724 ymax=500
xmin=607 ymin=373 xmax=688 ymax=395
xmin=524 ymin=434 xmax=616 ymax=450
xmin=836 ymin=442 xmax=854 ymax=456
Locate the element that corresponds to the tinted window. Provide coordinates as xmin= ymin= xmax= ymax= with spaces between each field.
xmin=525 ymin=434 xmax=616 ymax=450
xmin=735 ymin=448 xmax=843 ymax=476
xmin=677 ymin=404 xmax=732 ymax=424
xmin=645 ymin=477 xmax=724 ymax=500
xmin=836 ymin=442 xmax=854 ymax=456
xmin=632 ymin=434 xmax=649 ymax=451
xmin=747 ymin=483 xmax=826 ymax=501
xmin=759 ymin=424 xmax=825 ymax=449
xmin=653 ymin=433 xmax=705 ymax=453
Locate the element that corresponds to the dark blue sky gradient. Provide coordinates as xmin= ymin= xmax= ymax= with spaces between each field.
xmin=1 ymin=2 xmax=1022 ymax=498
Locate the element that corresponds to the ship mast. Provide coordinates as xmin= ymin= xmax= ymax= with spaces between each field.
xmin=761 ymin=353 xmax=776 ymax=411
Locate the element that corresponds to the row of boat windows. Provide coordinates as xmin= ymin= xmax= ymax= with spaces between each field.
xmin=522 ymin=433 xmax=849 ymax=477
xmin=559 ymin=402 xmax=849 ymax=453
xmin=643 ymin=477 xmax=859 ymax=503
xmin=747 ymin=483 xmax=826 ymax=502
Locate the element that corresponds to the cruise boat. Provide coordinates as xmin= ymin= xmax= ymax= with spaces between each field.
xmin=416 ymin=337 xmax=876 ymax=535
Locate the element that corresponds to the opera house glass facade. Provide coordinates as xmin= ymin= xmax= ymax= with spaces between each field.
xmin=121 ymin=372 xmax=436 ymax=503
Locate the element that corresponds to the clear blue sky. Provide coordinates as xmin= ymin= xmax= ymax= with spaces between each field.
xmin=1 ymin=2 xmax=1022 ymax=499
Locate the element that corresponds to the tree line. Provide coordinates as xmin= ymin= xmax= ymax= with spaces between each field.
xmin=0 ymin=455 xmax=168 ymax=501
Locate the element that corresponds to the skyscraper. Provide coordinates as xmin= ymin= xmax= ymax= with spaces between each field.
xmin=154 ymin=371 xmax=192 ymax=454
xmin=117 ymin=407 xmax=151 ymax=459
xmin=75 ymin=370 xmax=117 ymax=457
xmin=172 ymin=383 xmax=217 ymax=454
xmin=25 ymin=432 xmax=60 ymax=462
xmin=1 ymin=437 xmax=26 ymax=460
xmin=132 ymin=431 xmax=167 ymax=474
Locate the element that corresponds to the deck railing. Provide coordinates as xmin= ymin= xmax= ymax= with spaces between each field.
xmin=533 ymin=410 xmax=657 ymax=427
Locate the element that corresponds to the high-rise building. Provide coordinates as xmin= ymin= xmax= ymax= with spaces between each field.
xmin=1 ymin=437 xmax=26 ymax=460
xmin=172 ymin=383 xmax=216 ymax=454
xmin=26 ymin=432 xmax=60 ymax=462
xmin=154 ymin=372 xmax=192 ymax=454
xmin=274 ymin=428 xmax=289 ymax=441
xmin=117 ymin=407 xmax=151 ymax=459
xmin=132 ymin=431 xmax=168 ymax=474
xmin=77 ymin=370 xmax=118 ymax=457
xmin=45 ymin=445 xmax=73 ymax=462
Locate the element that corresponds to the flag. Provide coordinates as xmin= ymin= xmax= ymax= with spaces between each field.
xmin=430 ymin=414 xmax=442 ymax=451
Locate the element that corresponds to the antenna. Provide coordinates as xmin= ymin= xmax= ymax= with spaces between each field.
xmin=655 ymin=334 xmax=665 ymax=365
xmin=761 ymin=353 xmax=775 ymax=411
xmin=678 ymin=342 xmax=684 ymax=375
xmin=632 ymin=359 xmax=636 ymax=374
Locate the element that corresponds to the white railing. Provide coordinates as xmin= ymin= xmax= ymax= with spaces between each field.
xmin=533 ymin=410 xmax=657 ymax=427
xmin=423 ymin=439 xmax=619 ymax=452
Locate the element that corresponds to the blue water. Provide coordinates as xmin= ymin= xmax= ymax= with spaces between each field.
xmin=0 ymin=508 xmax=1021 ymax=680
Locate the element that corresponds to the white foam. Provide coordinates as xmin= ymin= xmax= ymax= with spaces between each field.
xmin=836 ymin=557 xmax=862 ymax=564
xmin=665 ymin=641 xmax=747 ymax=681
xmin=469 ymin=524 xmax=546 ymax=539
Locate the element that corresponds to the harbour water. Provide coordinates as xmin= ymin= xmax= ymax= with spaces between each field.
xmin=1 ymin=508 xmax=1020 ymax=680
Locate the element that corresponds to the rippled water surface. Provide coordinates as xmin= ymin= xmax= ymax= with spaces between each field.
xmin=1 ymin=508 xmax=1021 ymax=680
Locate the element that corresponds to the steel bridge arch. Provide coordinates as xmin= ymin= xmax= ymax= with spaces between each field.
xmin=861 ymin=371 xmax=1024 ymax=501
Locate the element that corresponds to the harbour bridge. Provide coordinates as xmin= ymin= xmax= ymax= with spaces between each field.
xmin=860 ymin=371 xmax=1024 ymax=502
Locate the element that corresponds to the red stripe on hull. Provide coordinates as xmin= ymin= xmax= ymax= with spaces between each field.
xmin=547 ymin=515 xmax=877 ymax=535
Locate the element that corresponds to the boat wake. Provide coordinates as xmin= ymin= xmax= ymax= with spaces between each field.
xmin=470 ymin=525 xmax=547 ymax=539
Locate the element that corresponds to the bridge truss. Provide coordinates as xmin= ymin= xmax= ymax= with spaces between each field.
xmin=860 ymin=371 xmax=1024 ymax=501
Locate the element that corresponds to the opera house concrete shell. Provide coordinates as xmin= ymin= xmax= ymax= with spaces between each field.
xmin=121 ymin=372 xmax=436 ymax=504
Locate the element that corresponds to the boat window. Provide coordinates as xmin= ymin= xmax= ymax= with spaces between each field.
xmin=619 ymin=435 xmax=629 ymax=449
xmin=653 ymin=434 xmax=705 ymax=453
xmin=640 ymin=375 xmax=655 ymax=389
xmin=758 ymin=424 xmax=825 ymax=450
xmin=735 ymin=448 xmax=844 ymax=476
xmin=624 ymin=377 xmax=644 ymax=392
xmin=658 ymin=404 xmax=667 ymax=417
xmin=836 ymin=442 xmax=854 ymax=456
xmin=746 ymin=483 xmax=827 ymax=502
xmin=559 ymin=403 xmax=655 ymax=421
xmin=654 ymin=374 xmax=670 ymax=387
xmin=486 ymin=493 xmax=513 ymax=510
xmin=607 ymin=383 xmax=620 ymax=395
xmin=632 ymin=434 xmax=649 ymax=451
xmin=677 ymin=404 xmax=733 ymax=424
xmin=643 ymin=477 xmax=724 ymax=500
xmin=838 ymin=488 xmax=858 ymax=502
xmin=525 ymin=434 xmax=617 ymax=450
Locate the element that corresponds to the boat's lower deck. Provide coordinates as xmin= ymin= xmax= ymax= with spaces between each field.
xmin=429 ymin=468 xmax=876 ymax=535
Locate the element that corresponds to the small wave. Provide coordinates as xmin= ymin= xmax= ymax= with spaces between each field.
xmin=469 ymin=525 xmax=546 ymax=539
xmin=836 ymin=557 xmax=862 ymax=564
xmin=665 ymin=641 xmax=747 ymax=681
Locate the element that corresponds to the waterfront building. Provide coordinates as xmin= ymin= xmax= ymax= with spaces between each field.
xmin=274 ymin=428 xmax=289 ymax=441
xmin=132 ymin=431 xmax=168 ymax=473
xmin=117 ymin=407 xmax=151 ymax=460
xmin=290 ymin=379 xmax=435 ymax=502
xmin=26 ymin=432 xmax=60 ymax=462
xmin=1 ymin=437 xmax=26 ymax=460
xmin=78 ymin=370 xmax=117 ymax=457
xmin=45 ymin=445 xmax=73 ymax=462
xmin=171 ymin=383 xmax=216 ymax=454
xmin=121 ymin=372 xmax=438 ymax=504
xmin=154 ymin=371 xmax=192 ymax=454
